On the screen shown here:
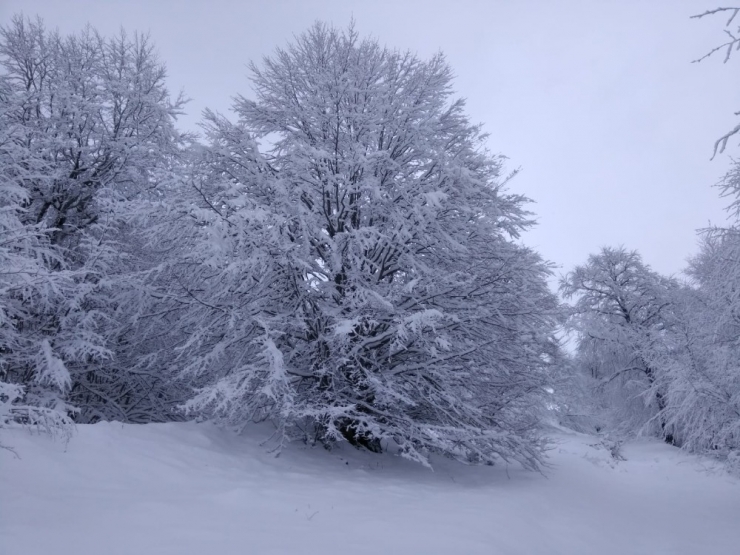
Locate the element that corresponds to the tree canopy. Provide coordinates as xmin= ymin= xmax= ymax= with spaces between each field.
xmin=175 ymin=23 xmax=560 ymax=468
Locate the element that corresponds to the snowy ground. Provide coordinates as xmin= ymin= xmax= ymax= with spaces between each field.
xmin=1 ymin=422 xmax=738 ymax=555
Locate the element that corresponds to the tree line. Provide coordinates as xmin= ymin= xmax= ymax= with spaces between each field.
xmin=0 ymin=14 xmax=737 ymax=470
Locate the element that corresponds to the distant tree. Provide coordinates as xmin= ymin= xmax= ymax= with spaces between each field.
xmin=659 ymin=232 xmax=740 ymax=460
xmin=560 ymin=247 xmax=677 ymax=440
xmin=177 ymin=23 xmax=560 ymax=468
xmin=0 ymin=15 xmax=186 ymax=426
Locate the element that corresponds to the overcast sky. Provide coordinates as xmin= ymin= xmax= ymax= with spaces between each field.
xmin=2 ymin=0 xmax=737 ymax=281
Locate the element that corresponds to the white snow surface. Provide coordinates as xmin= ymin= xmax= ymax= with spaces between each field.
xmin=2 ymin=422 xmax=739 ymax=555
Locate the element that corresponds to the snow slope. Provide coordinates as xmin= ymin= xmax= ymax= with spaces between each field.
xmin=1 ymin=422 xmax=738 ymax=555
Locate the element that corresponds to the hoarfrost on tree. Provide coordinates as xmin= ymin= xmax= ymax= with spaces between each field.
xmin=560 ymin=247 xmax=677 ymax=441
xmin=176 ymin=23 xmax=560 ymax=468
xmin=0 ymin=15 xmax=186 ymax=428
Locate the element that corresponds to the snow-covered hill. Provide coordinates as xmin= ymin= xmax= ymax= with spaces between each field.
xmin=1 ymin=422 xmax=738 ymax=555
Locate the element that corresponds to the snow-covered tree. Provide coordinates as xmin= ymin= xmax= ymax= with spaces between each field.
xmin=0 ymin=15 xmax=186 ymax=425
xmin=0 ymin=111 xmax=75 ymax=435
xmin=560 ymin=247 xmax=677 ymax=440
xmin=659 ymin=232 xmax=740 ymax=460
xmin=176 ymin=23 xmax=560 ymax=468
xmin=627 ymin=7 xmax=740 ymax=466
xmin=659 ymin=145 xmax=740 ymax=460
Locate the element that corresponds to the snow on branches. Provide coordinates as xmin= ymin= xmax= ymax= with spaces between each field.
xmin=0 ymin=15 xmax=186 ymax=428
xmin=176 ymin=23 xmax=560 ymax=468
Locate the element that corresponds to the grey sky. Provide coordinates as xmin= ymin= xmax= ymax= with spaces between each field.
xmin=2 ymin=0 xmax=737 ymax=280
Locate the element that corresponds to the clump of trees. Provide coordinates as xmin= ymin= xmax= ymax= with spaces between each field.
xmin=558 ymin=7 xmax=740 ymax=468
xmin=0 ymin=17 xmax=560 ymax=468
xmin=0 ymin=15 xmax=187 ymax=428
xmin=562 ymin=229 xmax=740 ymax=469
xmin=1 ymin=11 xmax=738 ymax=471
